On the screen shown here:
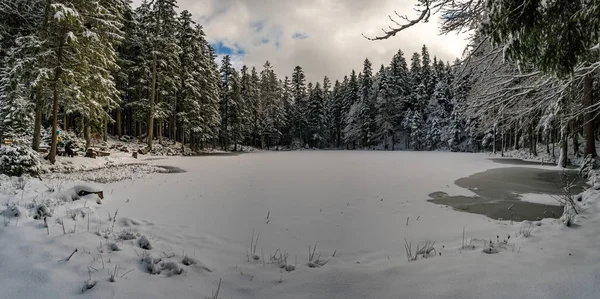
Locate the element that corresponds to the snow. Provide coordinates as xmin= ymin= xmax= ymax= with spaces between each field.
xmin=54 ymin=11 xmax=65 ymax=21
xmin=2 ymin=151 xmax=600 ymax=298
xmin=519 ymin=193 xmax=562 ymax=206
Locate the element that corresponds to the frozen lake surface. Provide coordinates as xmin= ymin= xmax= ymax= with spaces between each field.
xmin=3 ymin=151 xmax=600 ymax=299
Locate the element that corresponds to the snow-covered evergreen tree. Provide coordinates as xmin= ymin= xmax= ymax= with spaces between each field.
xmin=259 ymin=61 xmax=283 ymax=148
xmin=307 ymin=82 xmax=326 ymax=148
xmin=374 ymin=65 xmax=397 ymax=150
xmin=291 ymin=66 xmax=308 ymax=145
xmin=359 ymin=58 xmax=375 ymax=147
xmin=409 ymin=109 xmax=425 ymax=151
xmin=343 ymin=70 xmax=360 ymax=148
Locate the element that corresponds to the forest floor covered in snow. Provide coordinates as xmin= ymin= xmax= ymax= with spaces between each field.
xmin=2 ymin=151 xmax=600 ymax=299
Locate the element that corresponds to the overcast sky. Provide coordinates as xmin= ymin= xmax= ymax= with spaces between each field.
xmin=131 ymin=0 xmax=468 ymax=82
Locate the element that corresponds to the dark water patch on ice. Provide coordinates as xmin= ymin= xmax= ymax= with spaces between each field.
xmin=429 ymin=191 xmax=563 ymax=221
xmin=490 ymin=158 xmax=557 ymax=167
xmin=429 ymin=167 xmax=588 ymax=221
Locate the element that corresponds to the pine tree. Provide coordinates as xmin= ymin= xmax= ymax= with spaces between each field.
xmin=219 ymin=55 xmax=235 ymax=149
xmin=291 ymin=66 xmax=308 ymax=145
xmin=322 ymin=76 xmax=332 ymax=146
xmin=280 ymin=76 xmax=293 ymax=147
xmin=375 ymin=65 xmax=396 ymax=150
xmin=387 ymin=50 xmax=410 ymax=142
xmin=229 ymin=69 xmax=244 ymax=151
xmin=248 ymin=67 xmax=261 ymax=147
xmin=259 ymin=61 xmax=282 ymax=148
xmin=421 ymin=45 xmax=434 ymax=100
xmin=41 ymin=0 xmax=122 ymax=163
xmin=486 ymin=0 xmax=600 ymax=158
xmin=343 ymin=70 xmax=360 ymax=148
xmin=240 ymin=65 xmax=252 ymax=144
xmin=1 ymin=0 xmax=52 ymax=149
xmin=409 ymin=110 xmax=424 ymax=151
xmin=308 ymin=82 xmax=326 ymax=148
xmin=0 ymin=0 xmax=48 ymax=142
xmin=145 ymin=0 xmax=180 ymax=149
xmin=175 ymin=10 xmax=207 ymax=148
xmin=196 ymin=38 xmax=221 ymax=146
xmin=331 ymin=80 xmax=344 ymax=147
xmin=359 ymin=58 xmax=375 ymax=147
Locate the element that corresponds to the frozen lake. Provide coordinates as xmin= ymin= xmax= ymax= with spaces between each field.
xmin=5 ymin=151 xmax=598 ymax=299
xmin=106 ymin=151 xmax=505 ymax=258
xmin=98 ymin=151 xmax=568 ymax=298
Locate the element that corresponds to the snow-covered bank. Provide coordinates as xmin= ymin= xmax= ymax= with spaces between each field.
xmin=2 ymin=152 xmax=600 ymax=298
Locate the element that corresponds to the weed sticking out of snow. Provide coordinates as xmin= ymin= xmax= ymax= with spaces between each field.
xmin=404 ymin=239 xmax=436 ymax=261
xmin=108 ymin=243 xmax=120 ymax=252
xmin=138 ymin=235 xmax=152 ymax=249
xmin=307 ymin=242 xmax=332 ymax=268
xmin=518 ymin=223 xmax=535 ymax=237
xmin=461 ymin=227 xmax=476 ymax=250
xmin=81 ymin=279 xmax=97 ymax=293
xmin=270 ymin=249 xmax=297 ymax=271
xmin=2 ymin=203 xmax=20 ymax=218
xmin=248 ymin=229 xmax=260 ymax=261
xmin=141 ymin=253 xmax=162 ymax=275
xmin=161 ymin=261 xmax=184 ymax=276
xmin=182 ymin=255 xmax=196 ymax=266
xmin=118 ymin=229 xmax=137 ymax=240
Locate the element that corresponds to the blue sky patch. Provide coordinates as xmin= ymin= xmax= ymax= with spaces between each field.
xmin=292 ymin=32 xmax=309 ymax=40
xmin=211 ymin=41 xmax=245 ymax=56
xmin=250 ymin=21 xmax=265 ymax=33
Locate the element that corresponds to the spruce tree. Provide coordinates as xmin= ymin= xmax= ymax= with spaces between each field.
xmin=219 ymin=55 xmax=235 ymax=149
xmin=308 ymin=82 xmax=326 ymax=148
xmin=291 ymin=66 xmax=308 ymax=145
xmin=359 ymin=58 xmax=375 ymax=147
xmin=331 ymin=80 xmax=344 ymax=147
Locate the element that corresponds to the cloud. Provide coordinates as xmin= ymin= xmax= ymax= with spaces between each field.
xmin=131 ymin=0 xmax=469 ymax=82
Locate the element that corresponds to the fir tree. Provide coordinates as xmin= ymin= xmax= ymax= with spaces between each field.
xmin=291 ymin=66 xmax=308 ymax=145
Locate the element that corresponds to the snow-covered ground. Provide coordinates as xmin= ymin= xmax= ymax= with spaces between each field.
xmin=2 ymin=151 xmax=600 ymax=299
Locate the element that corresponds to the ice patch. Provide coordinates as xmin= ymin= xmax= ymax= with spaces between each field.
xmin=518 ymin=193 xmax=562 ymax=206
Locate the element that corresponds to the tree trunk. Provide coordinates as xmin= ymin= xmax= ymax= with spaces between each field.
xmin=531 ymin=125 xmax=537 ymax=156
xmin=49 ymin=84 xmax=61 ymax=164
xmin=79 ymin=117 xmax=84 ymax=138
xmin=552 ymin=130 xmax=555 ymax=159
xmin=103 ymin=115 xmax=108 ymax=142
xmin=583 ymin=73 xmax=597 ymax=158
xmin=138 ymin=121 xmax=142 ymax=141
xmin=492 ymin=126 xmax=496 ymax=154
xmin=158 ymin=122 xmax=163 ymax=145
xmin=116 ymin=109 xmax=122 ymax=138
xmin=559 ymin=123 xmax=568 ymax=168
xmin=573 ymin=124 xmax=580 ymax=157
xmin=32 ymin=91 xmax=43 ymax=151
xmin=147 ymin=52 xmax=157 ymax=150
xmin=171 ymin=107 xmax=177 ymax=143
xmin=181 ymin=127 xmax=185 ymax=153
xmin=501 ymin=124 xmax=505 ymax=157
xmin=528 ymin=124 xmax=534 ymax=155
xmin=85 ymin=122 xmax=91 ymax=149
xmin=49 ymin=31 xmax=67 ymax=164
xmin=33 ymin=0 xmax=53 ymax=151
